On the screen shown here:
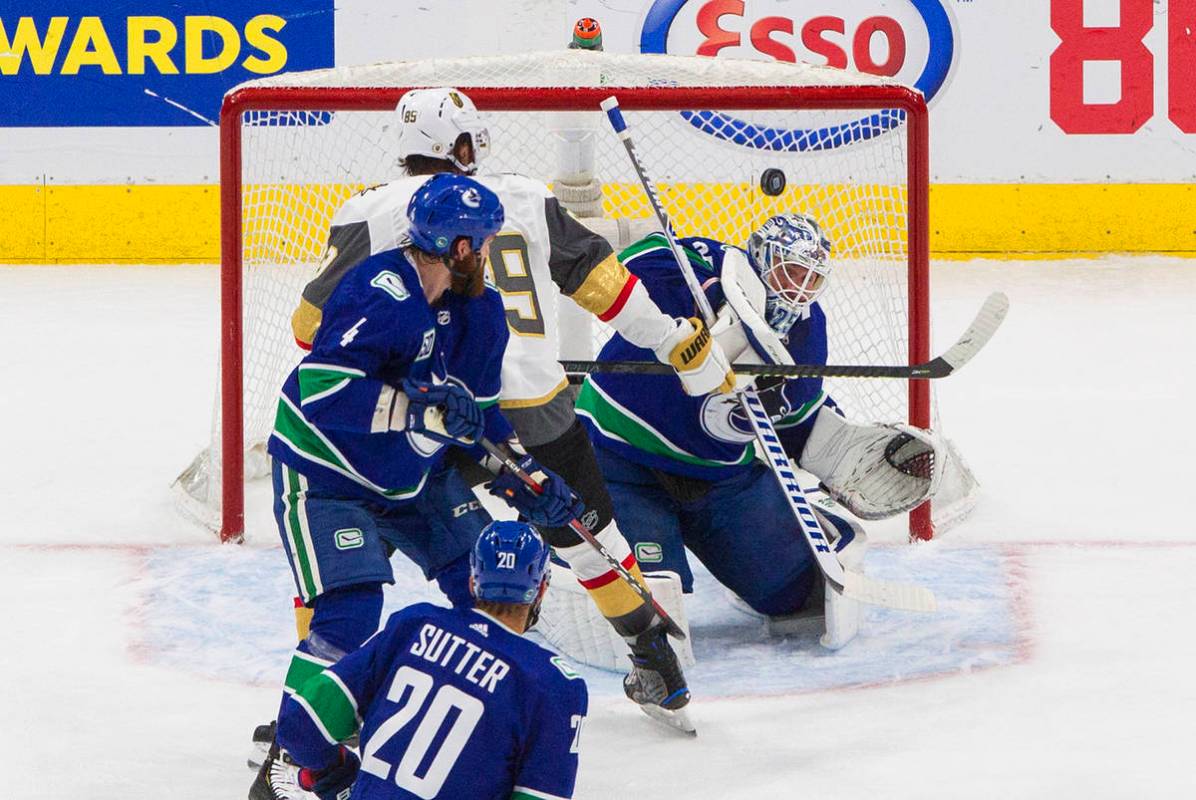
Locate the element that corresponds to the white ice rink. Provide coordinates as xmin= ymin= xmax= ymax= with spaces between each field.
xmin=3 ymin=257 xmax=1195 ymax=798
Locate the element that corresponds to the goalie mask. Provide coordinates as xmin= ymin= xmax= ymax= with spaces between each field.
xmin=395 ymin=88 xmax=491 ymax=174
xmin=746 ymin=214 xmax=833 ymax=337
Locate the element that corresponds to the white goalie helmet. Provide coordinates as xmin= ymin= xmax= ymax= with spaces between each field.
xmin=746 ymin=213 xmax=833 ymax=336
xmin=395 ymin=88 xmax=491 ymax=174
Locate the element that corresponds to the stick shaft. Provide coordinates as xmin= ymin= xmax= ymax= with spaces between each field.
xmin=479 ymin=438 xmax=686 ymax=640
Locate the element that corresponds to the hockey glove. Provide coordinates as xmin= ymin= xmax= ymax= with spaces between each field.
xmin=401 ymin=378 xmax=484 ymax=446
xmin=654 ymin=317 xmax=735 ymax=396
xmin=489 ymin=455 xmax=586 ymax=528
xmin=297 ymin=745 xmax=359 ymax=800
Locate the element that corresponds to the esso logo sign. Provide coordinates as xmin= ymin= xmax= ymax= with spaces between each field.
xmin=639 ymin=0 xmax=956 ymax=150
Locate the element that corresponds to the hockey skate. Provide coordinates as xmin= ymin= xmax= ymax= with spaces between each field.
xmin=248 ymin=738 xmax=303 ymax=800
xmin=623 ymin=622 xmax=696 ymax=736
xmin=248 ymin=720 xmax=358 ymax=771
xmin=247 ymin=721 xmax=277 ymax=770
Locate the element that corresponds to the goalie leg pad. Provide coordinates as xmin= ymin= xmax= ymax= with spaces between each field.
xmin=537 ymin=563 xmax=695 ymax=671
xmin=813 ymin=504 xmax=865 ymax=649
xmin=799 ymin=406 xmax=944 ymax=520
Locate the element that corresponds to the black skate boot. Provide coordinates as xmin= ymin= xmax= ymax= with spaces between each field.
xmin=248 ymin=738 xmax=302 ymax=800
xmin=623 ymin=622 xmax=696 ymax=735
xmin=247 ymin=720 xmax=277 ymax=770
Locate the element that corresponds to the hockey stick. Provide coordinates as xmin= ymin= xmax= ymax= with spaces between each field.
xmin=478 ymin=436 xmax=687 ymax=639
xmin=560 ymin=291 xmax=1008 ymax=380
xmin=601 ymin=95 xmax=936 ymax=613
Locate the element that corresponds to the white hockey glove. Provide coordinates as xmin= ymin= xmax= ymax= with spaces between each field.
xmin=799 ymin=406 xmax=943 ymax=520
xmin=653 ymin=316 xmax=735 ymax=396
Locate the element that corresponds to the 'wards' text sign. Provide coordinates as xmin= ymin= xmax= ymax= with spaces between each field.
xmin=0 ymin=1 xmax=334 ymax=126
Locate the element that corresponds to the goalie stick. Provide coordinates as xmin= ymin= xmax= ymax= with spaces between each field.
xmin=560 ymin=291 xmax=1009 ymax=381
xmin=477 ymin=437 xmax=688 ymax=639
xmin=601 ymin=95 xmax=936 ymax=614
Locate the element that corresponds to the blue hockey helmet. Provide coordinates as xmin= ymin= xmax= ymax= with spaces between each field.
xmin=406 ymin=174 xmax=504 ymax=257
xmin=746 ymin=213 xmax=833 ymax=336
xmin=470 ymin=520 xmax=551 ymax=604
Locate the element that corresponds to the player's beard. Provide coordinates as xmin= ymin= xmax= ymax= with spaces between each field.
xmin=448 ymin=251 xmax=486 ymax=298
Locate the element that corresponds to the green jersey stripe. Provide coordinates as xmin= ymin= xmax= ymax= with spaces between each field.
xmin=283 ymin=648 xmax=332 ymax=694
xmin=298 ymin=365 xmax=367 ymax=404
xmin=294 ymin=671 xmax=360 ymax=743
xmin=283 ymin=467 xmax=319 ymax=602
xmin=512 ymin=787 xmax=571 ymax=800
xmin=618 ymin=233 xmax=710 ymax=272
xmin=576 ymin=380 xmax=755 ymax=469
xmin=273 ymin=395 xmax=429 ymax=501
xmin=773 ymin=392 xmax=827 ymax=429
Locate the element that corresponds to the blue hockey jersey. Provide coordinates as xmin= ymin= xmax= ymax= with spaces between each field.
xmin=278 ymin=602 xmax=589 ymax=800
xmin=576 ymin=233 xmax=831 ymax=481
xmin=268 ymin=248 xmax=512 ymax=506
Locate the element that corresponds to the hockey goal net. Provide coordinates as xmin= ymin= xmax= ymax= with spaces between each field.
xmin=177 ymin=51 xmax=977 ymax=543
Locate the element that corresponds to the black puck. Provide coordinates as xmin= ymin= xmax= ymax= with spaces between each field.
xmin=760 ymin=168 xmax=786 ymax=196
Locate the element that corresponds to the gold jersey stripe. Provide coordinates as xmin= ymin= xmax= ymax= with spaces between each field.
xmin=292 ymin=297 xmax=322 ymax=347
xmin=498 ymin=377 xmax=570 ymax=409
xmin=568 ymin=252 xmax=632 ymax=317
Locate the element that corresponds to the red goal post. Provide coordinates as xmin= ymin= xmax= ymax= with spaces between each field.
xmin=207 ymin=55 xmax=941 ymax=544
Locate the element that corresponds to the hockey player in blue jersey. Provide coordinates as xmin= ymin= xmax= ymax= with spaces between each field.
xmin=576 ymin=214 xmax=941 ymax=631
xmin=275 ymin=520 xmax=588 ymax=800
xmin=251 ymin=174 xmax=585 ymax=799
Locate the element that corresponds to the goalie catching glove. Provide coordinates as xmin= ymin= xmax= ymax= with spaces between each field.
xmin=654 ymin=316 xmax=735 ymax=396
xmin=799 ymin=405 xmax=943 ymax=520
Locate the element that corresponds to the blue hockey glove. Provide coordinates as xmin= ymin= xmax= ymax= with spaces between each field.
xmin=297 ymin=745 xmax=359 ymax=800
xmin=489 ymin=455 xmax=586 ymax=528
xmin=402 ymin=378 xmax=484 ymax=446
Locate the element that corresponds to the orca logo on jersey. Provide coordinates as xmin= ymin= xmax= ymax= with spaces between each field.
xmin=700 ymin=381 xmax=793 ymax=444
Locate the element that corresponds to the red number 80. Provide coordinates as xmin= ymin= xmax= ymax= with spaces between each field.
xmin=1050 ymin=0 xmax=1195 ymax=134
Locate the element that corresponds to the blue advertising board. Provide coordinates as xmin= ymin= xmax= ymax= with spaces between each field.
xmin=0 ymin=1 xmax=334 ymax=126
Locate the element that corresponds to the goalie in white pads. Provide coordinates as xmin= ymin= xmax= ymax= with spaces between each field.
xmin=288 ymin=87 xmax=735 ymax=727
xmin=574 ymin=213 xmax=942 ymax=649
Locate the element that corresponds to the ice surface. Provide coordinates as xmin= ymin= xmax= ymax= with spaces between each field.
xmin=2 ymin=258 xmax=1195 ymax=798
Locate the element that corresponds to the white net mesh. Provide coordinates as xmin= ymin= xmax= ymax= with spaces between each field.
xmin=176 ymin=51 xmax=975 ymax=537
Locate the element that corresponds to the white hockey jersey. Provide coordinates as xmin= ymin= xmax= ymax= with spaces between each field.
xmin=293 ymin=173 xmax=666 ymax=410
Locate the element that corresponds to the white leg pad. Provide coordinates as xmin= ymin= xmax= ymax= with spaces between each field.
xmin=536 ymin=563 xmax=695 ymax=672
xmin=820 ymin=578 xmax=862 ymax=650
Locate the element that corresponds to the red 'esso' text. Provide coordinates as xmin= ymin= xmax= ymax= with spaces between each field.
xmin=692 ymin=0 xmax=908 ymax=77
